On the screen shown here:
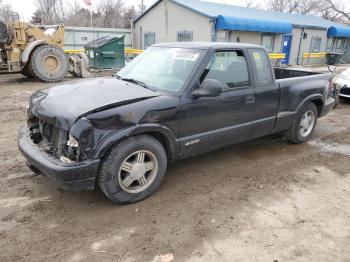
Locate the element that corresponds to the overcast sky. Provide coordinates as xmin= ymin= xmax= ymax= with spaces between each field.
xmin=1 ymin=0 xmax=248 ymax=21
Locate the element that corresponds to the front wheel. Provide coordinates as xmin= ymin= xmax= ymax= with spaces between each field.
xmin=284 ymin=102 xmax=318 ymax=144
xmin=98 ymin=135 xmax=167 ymax=203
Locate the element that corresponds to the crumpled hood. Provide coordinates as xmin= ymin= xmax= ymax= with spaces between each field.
xmin=32 ymin=77 xmax=158 ymax=130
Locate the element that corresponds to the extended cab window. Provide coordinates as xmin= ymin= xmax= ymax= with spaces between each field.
xmin=202 ymin=50 xmax=250 ymax=89
xmin=250 ymin=49 xmax=273 ymax=86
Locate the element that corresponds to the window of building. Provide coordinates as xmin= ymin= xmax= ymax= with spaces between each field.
xmin=261 ymin=34 xmax=275 ymax=52
xmin=249 ymin=49 xmax=273 ymax=86
xmin=310 ymin=37 xmax=322 ymax=52
xmin=144 ymin=32 xmax=155 ymax=49
xmin=216 ymin=31 xmax=229 ymax=42
xmin=326 ymin=38 xmax=334 ymax=52
xmin=177 ymin=30 xmax=193 ymax=42
xmin=202 ymin=50 xmax=250 ymax=89
xmin=335 ymin=38 xmax=344 ymax=52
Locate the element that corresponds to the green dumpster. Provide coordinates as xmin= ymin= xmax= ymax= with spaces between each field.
xmin=85 ymin=35 xmax=125 ymax=69
xmin=325 ymin=52 xmax=342 ymax=65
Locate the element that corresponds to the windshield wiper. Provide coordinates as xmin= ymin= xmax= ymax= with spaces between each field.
xmin=121 ymin=77 xmax=150 ymax=90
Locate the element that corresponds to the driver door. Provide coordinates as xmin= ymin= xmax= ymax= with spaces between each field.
xmin=178 ymin=49 xmax=255 ymax=157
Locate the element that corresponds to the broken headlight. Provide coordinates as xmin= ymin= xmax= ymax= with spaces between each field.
xmin=67 ymin=134 xmax=79 ymax=148
xmin=65 ymin=118 xmax=94 ymax=162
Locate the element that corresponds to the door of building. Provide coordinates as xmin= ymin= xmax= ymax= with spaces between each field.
xmin=281 ymin=35 xmax=292 ymax=65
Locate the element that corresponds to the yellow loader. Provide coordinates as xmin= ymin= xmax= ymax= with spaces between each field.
xmin=0 ymin=15 xmax=89 ymax=82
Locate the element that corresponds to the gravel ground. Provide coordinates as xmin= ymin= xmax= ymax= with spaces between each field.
xmin=0 ymin=73 xmax=350 ymax=262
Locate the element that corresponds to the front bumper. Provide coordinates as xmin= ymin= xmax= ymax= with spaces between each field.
xmin=319 ymin=97 xmax=335 ymax=118
xmin=18 ymin=126 xmax=100 ymax=191
xmin=339 ymin=86 xmax=350 ymax=98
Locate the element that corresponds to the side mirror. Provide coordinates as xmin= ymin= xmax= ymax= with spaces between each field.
xmin=192 ymin=79 xmax=222 ymax=98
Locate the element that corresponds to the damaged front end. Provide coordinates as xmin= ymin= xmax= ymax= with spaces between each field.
xmin=19 ymin=109 xmax=100 ymax=191
xmin=18 ymin=77 xmax=162 ymax=191
xmin=26 ymin=107 xmax=94 ymax=164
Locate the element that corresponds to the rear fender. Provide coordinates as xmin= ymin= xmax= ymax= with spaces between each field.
xmin=21 ymin=40 xmax=47 ymax=64
xmin=296 ymin=94 xmax=324 ymax=116
xmin=272 ymin=94 xmax=324 ymax=134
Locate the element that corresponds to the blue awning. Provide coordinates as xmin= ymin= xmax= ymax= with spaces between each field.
xmin=327 ymin=25 xmax=350 ymax=38
xmin=216 ymin=15 xmax=292 ymax=34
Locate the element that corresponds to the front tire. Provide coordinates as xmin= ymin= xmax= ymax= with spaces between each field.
xmin=285 ymin=102 xmax=318 ymax=144
xmin=98 ymin=135 xmax=167 ymax=203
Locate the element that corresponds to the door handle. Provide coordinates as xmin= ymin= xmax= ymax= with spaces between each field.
xmin=245 ymin=95 xmax=255 ymax=104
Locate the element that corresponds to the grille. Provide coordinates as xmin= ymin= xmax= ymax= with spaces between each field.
xmin=340 ymin=87 xmax=350 ymax=96
xmin=38 ymin=119 xmax=68 ymax=158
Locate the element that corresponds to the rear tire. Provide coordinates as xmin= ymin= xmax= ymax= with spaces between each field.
xmin=98 ymin=135 xmax=167 ymax=203
xmin=285 ymin=102 xmax=318 ymax=144
xmin=28 ymin=44 xmax=68 ymax=83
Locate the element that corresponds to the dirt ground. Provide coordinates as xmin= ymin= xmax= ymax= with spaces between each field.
xmin=1 ymin=73 xmax=350 ymax=262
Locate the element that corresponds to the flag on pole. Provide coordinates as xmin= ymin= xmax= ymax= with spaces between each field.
xmin=84 ymin=0 xmax=92 ymax=6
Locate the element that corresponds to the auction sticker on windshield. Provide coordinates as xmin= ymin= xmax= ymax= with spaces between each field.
xmin=173 ymin=50 xmax=200 ymax=61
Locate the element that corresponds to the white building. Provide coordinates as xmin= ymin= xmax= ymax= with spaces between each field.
xmin=133 ymin=0 xmax=350 ymax=65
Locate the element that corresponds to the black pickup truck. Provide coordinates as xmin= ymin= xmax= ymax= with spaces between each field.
xmin=19 ymin=43 xmax=335 ymax=203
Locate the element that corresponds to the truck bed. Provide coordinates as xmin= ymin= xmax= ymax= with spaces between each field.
xmin=274 ymin=68 xmax=321 ymax=79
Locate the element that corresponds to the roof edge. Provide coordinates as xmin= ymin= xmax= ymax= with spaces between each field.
xmin=134 ymin=0 xmax=212 ymax=24
xmin=134 ymin=0 xmax=162 ymax=23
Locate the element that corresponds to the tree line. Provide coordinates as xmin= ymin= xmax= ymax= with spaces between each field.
xmin=264 ymin=0 xmax=350 ymax=23
xmin=1 ymin=0 xmax=350 ymax=28
xmin=30 ymin=0 xmax=140 ymax=28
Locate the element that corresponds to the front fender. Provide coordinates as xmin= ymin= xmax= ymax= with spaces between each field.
xmin=92 ymin=124 xmax=179 ymax=160
xmin=21 ymin=40 xmax=47 ymax=64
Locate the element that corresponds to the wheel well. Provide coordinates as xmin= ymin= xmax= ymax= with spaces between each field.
xmin=23 ymin=44 xmax=45 ymax=66
xmin=140 ymin=132 xmax=172 ymax=160
xmin=310 ymin=99 xmax=323 ymax=117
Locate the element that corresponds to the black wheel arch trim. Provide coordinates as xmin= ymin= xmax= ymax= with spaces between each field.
xmin=93 ymin=124 xmax=179 ymax=160
xmin=296 ymin=94 xmax=324 ymax=116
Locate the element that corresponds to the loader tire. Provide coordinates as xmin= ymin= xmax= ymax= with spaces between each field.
xmin=29 ymin=44 xmax=68 ymax=83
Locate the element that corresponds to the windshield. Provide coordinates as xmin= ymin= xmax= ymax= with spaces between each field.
xmin=117 ymin=47 xmax=205 ymax=93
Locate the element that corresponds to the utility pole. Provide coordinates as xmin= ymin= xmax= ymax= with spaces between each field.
xmin=140 ymin=0 xmax=146 ymax=13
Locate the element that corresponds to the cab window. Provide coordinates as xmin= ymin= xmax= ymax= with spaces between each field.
xmin=249 ymin=49 xmax=273 ymax=86
xmin=201 ymin=50 xmax=250 ymax=89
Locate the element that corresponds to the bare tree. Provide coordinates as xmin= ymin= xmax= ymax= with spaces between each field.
xmin=293 ymin=0 xmax=320 ymax=15
xmin=94 ymin=0 xmax=125 ymax=28
xmin=139 ymin=0 xmax=146 ymax=14
xmin=266 ymin=0 xmax=295 ymax=12
xmin=0 ymin=1 xmax=13 ymax=23
xmin=32 ymin=0 xmax=137 ymax=28
xmin=245 ymin=0 xmax=261 ymax=8
xmin=122 ymin=5 xmax=137 ymax=29
xmin=63 ymin=1 xmax=91 ymax=27
xmin=265 ymin=0 xmax=323 ymax=15
xmin=321 ymin=0 xmax=350 ymax=22
xmin=34 ymin=0 xmax=65 ymax=24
